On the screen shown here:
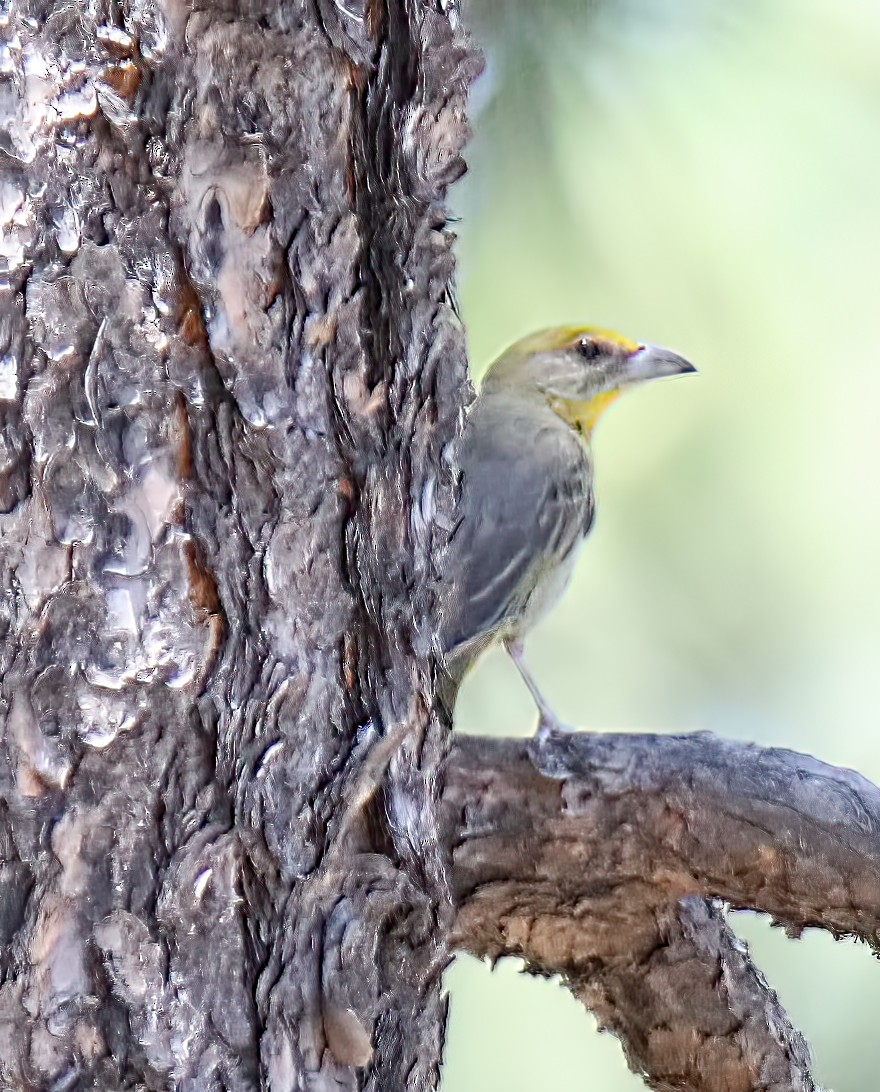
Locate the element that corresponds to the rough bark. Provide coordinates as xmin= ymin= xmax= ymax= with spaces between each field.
xmin=442 ymin=732 xmax=880 ymax=1091
xmin=0 ymin=0 xmax=477 ymax=1087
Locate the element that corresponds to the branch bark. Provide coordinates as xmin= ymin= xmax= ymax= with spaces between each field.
xmin=443 ymin=732 xmax=880 ymax=1090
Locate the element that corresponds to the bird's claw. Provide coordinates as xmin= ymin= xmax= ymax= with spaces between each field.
xmin=534 ymin=713 xmax=573 ymax=741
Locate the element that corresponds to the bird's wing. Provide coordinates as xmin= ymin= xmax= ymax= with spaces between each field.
xmin=440 ymin=396 xmax=593 ymax=668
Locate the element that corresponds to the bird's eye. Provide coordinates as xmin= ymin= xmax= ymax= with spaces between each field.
xmin=576 ymin=338 xmax=602 ymax=361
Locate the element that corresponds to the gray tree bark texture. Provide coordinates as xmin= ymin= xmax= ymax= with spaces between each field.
xmin=0 ymin=2 xmax=877 ymax=1091
xmin=1 ymin=0 xmax=475 ymax=1086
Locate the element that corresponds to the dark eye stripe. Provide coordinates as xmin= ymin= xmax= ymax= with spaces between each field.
xmin=576 ymin=338 xmax=603 ymax=361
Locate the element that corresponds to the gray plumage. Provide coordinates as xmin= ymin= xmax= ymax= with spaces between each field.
xmin=440 ymin=390 xmax=594 ymax=681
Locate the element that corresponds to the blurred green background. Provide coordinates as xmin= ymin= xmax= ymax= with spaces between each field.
xmin=440 ymin=0 xmax=880 ymax=1088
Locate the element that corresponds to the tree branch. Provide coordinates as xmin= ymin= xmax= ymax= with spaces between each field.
xmin=442 ymin=731 xmax=880 ymax=1089
xmin=570 ymin=897 xmax=815 ymax=1092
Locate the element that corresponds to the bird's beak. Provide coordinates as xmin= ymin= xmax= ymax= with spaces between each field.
xmin=623 ymin=344 xmax=697 ymax=383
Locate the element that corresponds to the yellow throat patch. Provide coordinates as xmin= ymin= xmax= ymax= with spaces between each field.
xmin=550 ymin=390 xmax=622 ymax=436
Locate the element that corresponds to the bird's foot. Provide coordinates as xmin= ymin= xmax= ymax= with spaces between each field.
xmin=534 ymin=712 xmax=574 ymax=741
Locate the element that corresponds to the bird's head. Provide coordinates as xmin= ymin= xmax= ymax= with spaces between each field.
xmin=481 ymin=325 xmax=696 ymax=434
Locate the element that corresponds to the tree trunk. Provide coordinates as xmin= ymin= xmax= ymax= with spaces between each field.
xmin=4 ymin=3 xmax=880 ymax=1091
xmin=1 ymin=1 xmax=477 ymax=1086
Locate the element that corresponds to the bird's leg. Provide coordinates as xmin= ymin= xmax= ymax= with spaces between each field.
xmin=504 ymin=639 xmax=567 ymax=738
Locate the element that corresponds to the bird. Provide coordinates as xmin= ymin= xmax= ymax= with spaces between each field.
xmin=438 ymin=325 xmax=695 ymax=735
